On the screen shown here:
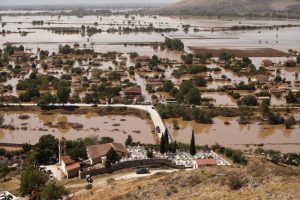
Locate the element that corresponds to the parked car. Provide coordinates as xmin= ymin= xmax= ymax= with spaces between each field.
xmin=156 ymin=126 xmax=161 ymax=133
xmin=136 ymin=167 xmax=149 ymax=174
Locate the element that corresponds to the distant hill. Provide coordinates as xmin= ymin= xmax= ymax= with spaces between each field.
xmin=157 ymin=0 xmax=300 ymax=18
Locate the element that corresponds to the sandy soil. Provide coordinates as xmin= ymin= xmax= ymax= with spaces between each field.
xmin=72 ymin=157 xmax=300 ymax=200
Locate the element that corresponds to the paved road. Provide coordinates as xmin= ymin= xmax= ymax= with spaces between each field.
xmin=67 ymin=169 xmax=180 ymax=190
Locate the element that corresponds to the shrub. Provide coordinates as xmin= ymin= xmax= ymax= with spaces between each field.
xmin=227 ymin=174 xmax=244 ymax=190
xmin=85 ymin=184 xmax=93 ymax=190
xmin=106 ymin=177 xmax=115 ymax=184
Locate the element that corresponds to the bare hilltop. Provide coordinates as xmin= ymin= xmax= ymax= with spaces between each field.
xmin=157 ymin=0 xmax=300 ymax=18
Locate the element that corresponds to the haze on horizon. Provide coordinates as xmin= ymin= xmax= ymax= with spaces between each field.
xmin=0 ymin=0 xmax=180 ymax=6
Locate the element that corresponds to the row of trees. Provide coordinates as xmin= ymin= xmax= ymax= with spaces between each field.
xmin=159 ymin=129 xmax=196 ymax=156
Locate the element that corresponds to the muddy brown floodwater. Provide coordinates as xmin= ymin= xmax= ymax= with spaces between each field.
xmin=165 ymin=117 xmax=300 ymax=153
xmin=0 ymin=112 xmax=155 ymax=145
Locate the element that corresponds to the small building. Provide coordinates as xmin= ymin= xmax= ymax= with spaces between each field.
xmin=193 ymin=158 xmax=217 ymax=169
xmin=123 ymin=86 xmax=142 ymax=96
xmin=251 ymin=74 xmax=269 ymax=84
xmin=10 ymin=51 xmax=25 ymax=58
xmin=135 ymin=56 xmax=150 ymax=64
xmin=269 ymin=87 xmax=283 ymax=94
xmin=61 ymin=155 xmax=80 ymax=179
xmin=86 ymin=143 xmax=129 ymax=165
xmin=261 ymin=59 xmax=274 ymax=67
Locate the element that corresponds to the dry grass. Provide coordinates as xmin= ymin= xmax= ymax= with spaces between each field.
xmin=72 ymin=157 xmax=300 ymax=200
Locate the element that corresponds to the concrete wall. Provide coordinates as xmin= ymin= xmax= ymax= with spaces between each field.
xmin=79 ymin=158 xmax=185 ymax=179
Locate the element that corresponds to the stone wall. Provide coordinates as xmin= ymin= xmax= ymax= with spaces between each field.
xmin=79 ymin=158 xmax=185 ymax=178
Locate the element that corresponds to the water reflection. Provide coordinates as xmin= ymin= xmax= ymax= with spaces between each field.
xmin=165 ymin=117 xmax=300 ymax=153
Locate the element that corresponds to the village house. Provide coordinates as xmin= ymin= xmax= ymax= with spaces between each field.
xmin=10 ymin=50 xmax=25 ymax=59
xmin=251 ymin=74 xmax=269 ymax=84
xmin=61 ymin=155 xmax=81 ymax=179
xmin=123 ymin=86 xmax=142 ymax=96
xmin=261 ymin=59 xmax=274 ymax=67
xmin=193 ymin=158 xmax=217 ymax=169
xmin=86 ymin=143 xmax=129 ymax=165
xmin=269 ymin=87 xmax=283 ymax=95
xmin=10 ymin=50 xmax=34 ymax=60
xmin=135 ymin=55 xmax=150 ymax=65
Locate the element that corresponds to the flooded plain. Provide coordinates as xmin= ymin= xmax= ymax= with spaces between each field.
xmin=0 ymin=112 xmax=155 ymax=144
xmin=165 ymin=117 xmax=300 ymax=153
xmin=1 ymin=14 xmax=300 ymax=52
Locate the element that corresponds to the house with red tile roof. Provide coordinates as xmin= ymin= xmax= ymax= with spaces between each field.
xmin=61 ymin=155 xmax=80 ymax=179
xmin=123 ymin=86 xmax=142 ymax=96
xmin=86 ymin=143 xmax=129 ymax=165
xmin=193 ymin=158 xmax=217 ymax=169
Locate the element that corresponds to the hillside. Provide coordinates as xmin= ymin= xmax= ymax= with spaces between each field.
xmin=157 ymin=0 xmax=300 ymax=18
xmin=73 ymin=157 xmax=300 ymax=200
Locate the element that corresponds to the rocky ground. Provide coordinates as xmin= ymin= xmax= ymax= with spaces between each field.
xmin=73 ymin=157 xmax=300 ymax=200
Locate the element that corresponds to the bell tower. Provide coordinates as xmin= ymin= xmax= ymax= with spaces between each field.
xmin=59 ymin=137 xmax=67 ymax=164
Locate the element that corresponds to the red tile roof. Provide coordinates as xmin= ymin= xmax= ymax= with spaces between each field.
xmin=123 ymin=86 xmax=142 ymax=95
xmin=87 ymin=143 xmax=128 ymax=160
xmin=61 ymin=155 xmax=75 ymax=165
xmin=65 ymin=162 xmax=80 ymax=172
xmin=195 ymin=159 xmax=217 ymax=166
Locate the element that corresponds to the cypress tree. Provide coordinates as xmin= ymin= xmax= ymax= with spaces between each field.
xmin=190 ymin=130 xmax=196 ymax=156
xmin=160 ymin=133 xmax=166 ymax=155
xmin=171 ymin=140 xmax=177 ymax=153
xmin=164 ymin=129 xmax=169 ymax=152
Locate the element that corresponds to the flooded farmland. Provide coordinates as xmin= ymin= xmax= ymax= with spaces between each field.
xmin=1 ymin=14 xmax=300 ymax=52
xmin=165 ymin=117 xmax=300 ymax=153
xmin=0 ymin=111 xmax=155 ymax=144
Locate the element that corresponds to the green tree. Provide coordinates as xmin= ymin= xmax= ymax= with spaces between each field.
xmin=66 ymin=139 xmax=87 ymax=161
xmin=104 ymin=159 xmax=111 ymax=168
xmin=285 ymin=116 xmax=296 ymax=129
xmin=181 ymin=54 xmax=193 ymax=64
xmin=37 ymin=92 xmax=57 ymax=107
xmin=19 ymin=166 xmax=47 ymax=196
xmin=0 ymin=148 xmax=6 ymax=156
xmin=185 ymin=88 xmax=201 ymax=105
xmin=297 ymin=54 xmax=300 ymax=63
xmin=99 ymin=137 xmax=114 ymax=144
xmin=125 ymin=135 xmax=133 ymax=146
xmin=40 ymin=181 xmax=68 ymax=200
xmin=190 ymin=131 xmax=196 ymax=156
xmin=260 ymin=99 xmax=270 ymax=118
xmin=146 ymin=150 xmax=153 ymax=158
xmin=239 ymin=95 xmax=258 ymax=106
xmin=57 ymin=86 xmax=71 ymax=104
xmin=160 ymin=133 xmax=166 ymax=155
xmin=171 ymin=140 xmax=177 ymax=153
xmin=35 ymin=135 xmax=59 ymax=164
xmin=163 ymin=80 xmax=174 ymax=92
xmin=194 ymin=76 xmax=207 ymax=87
xmin=106 ymin=148 xmax=118 ymax=164
xmin=0 ymin=163 xmax=9 ymax=181
xmin=286 ymin=92 xmax=297 ymax=104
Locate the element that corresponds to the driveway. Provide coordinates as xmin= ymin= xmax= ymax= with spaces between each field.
xmin=42 ymin=165 xmax=63 ymax=180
